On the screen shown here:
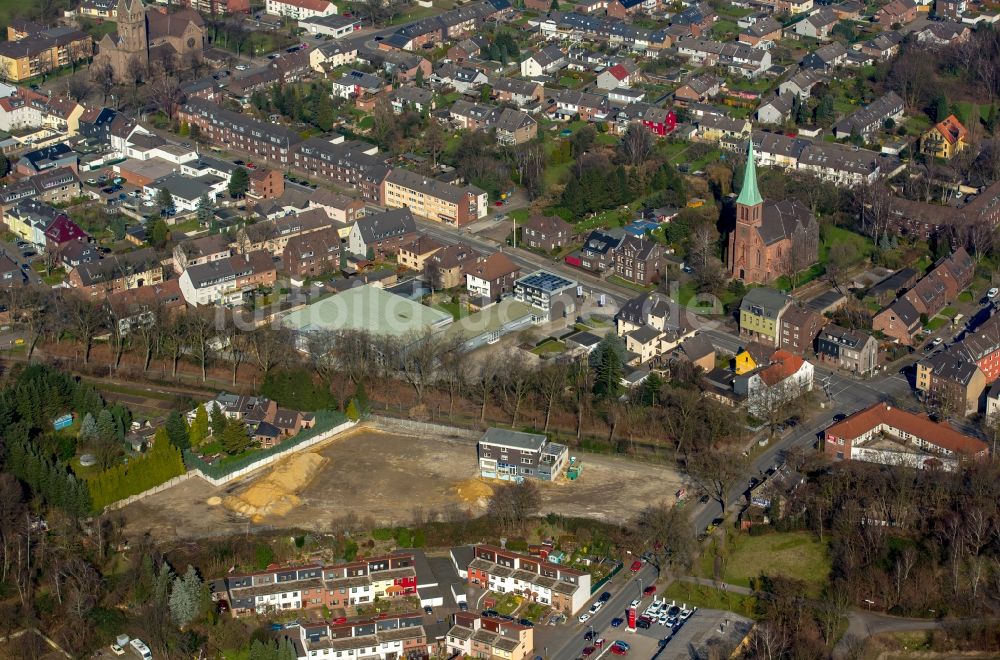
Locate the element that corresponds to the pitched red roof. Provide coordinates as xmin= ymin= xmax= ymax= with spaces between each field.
xmin=44 ymin=215 xmax=88 ymax=245
xmin=758 ymin=349 xmax=804 ymax=386
xmin=825 ymin=402 xmax=988 ymax=457
xmin=607 ymin=64 xmax=629 ymax=81
xmin=934 ymin=114 xmax=968 ymax=145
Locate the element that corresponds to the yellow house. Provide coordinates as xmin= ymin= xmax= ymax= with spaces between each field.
xmin=921 ymin=114 xmax=969 ymax=160
xmin=734 ymin=349 xmax=757 ymax=375
xmin=397 ymin=236 xmax=444 ymax=271
xmin=0 ymin=28 xmax=92 ymax=83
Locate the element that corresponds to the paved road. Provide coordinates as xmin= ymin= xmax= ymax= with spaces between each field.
xmin=534 ymin=563 xmax=657 ymax=660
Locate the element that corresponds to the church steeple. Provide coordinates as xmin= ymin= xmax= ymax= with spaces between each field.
xmin=736 ymin=138 xmax=763 ymax=207
xmin=117 ymin=0 xmax=147 ymax=56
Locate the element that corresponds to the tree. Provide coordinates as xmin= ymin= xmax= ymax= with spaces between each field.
xmin=165 ymin=411 xmax=190 ymax=450
xmin=632 ymin=503 xmax=695 ymax=572
xmin=825 ymin=240 xmax=858 ymax=293
xmin=498 ymin=350 xmax=534 ymax=427
xmin=487 ymin=481 xmax=540 ymax=533
xmin=66 ymin=295 xmax=103 ymax=365
xmin=156 ymin=187 xmax=174 ymax=210
xmin=423 ymin=119 xmax=445 ymax=168
xmin=189 ymin=405 xmax=209 ymax=446
xmin=209 ymin=402 xmax=227 ymax=436
xmin=149 ymin=218 xmax=169 ymax=248
xmin=219 ymin=418 xmax=250 ymax=454
xmin=684 ymin=445 xmax=747 ymax=514
xmin=618 ymin=124 xmax=654 ymax=166
xmin=169 ymin=565 xmax=206 ymax=628
xmin=592 ymin=333 xmax=625 ymax=400
xmin=67 ymin=76 xmax=91 ymax=102
xmin=229 ymin=167 xmax=250 ymax=198
xmin=369 ymin=97 xmax=398 ymax=152
xmin=536 ymin=360 xmax=569 ymax=433
xmin=247 ymin=325 xmax=290 ymax=377
xmin=196 ymin=193 xmax=215 ymax=226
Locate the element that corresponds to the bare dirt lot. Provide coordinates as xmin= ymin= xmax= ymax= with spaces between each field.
xmin=121 ymin=427 xmax=685 ymax=540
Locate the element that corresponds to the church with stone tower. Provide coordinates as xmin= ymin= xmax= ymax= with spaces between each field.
xmin=726 ymin=139 xmax=819 ymax=284
xmin=94 ymin=0 xmax=205 ymax=80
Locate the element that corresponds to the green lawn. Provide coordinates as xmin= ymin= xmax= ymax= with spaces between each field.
xmin=531 ymin=339 xmax=567 ymax=355
xmin=820 ymin=225 xmax=874 ymax=264
xmin=660 ymin=582 xmax=756 ymax=619
xmin=493 ymin=592 xmax=522 ymax=616
xmin=510 ymin=208 xmax=530 ymax=223
xmin=521 ymin=602 xmax=549 ymax=623
xmin=607 ymin=275 xmax=654 ymax=292
xmin=924 ymin=316 xmax=947 ymax=332
xmin=700 ymin=531 xmax=831 ymax=597
xmin=435 ymin=301 xmax=464 ymax=320
xmin=940 ymin=306 xmax=958 ymax=318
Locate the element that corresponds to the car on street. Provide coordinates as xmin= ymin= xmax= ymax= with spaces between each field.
xmin=932 ymin=337 xmax=943 ymax=347
xmin=643 ymin=585 xmax=656 ymax=596
xmin=611 ymin=617 xmax=623 ymax=628
xmin=833 ymin=413 xmax=847 ymax=422
xmin=236 ymin=63 xmax=248 ymax=70
xmin=459 ymin=602 xmax=468 ymax=611
xmin=594 ymin=638 xmax=605 ymax=648
xmin=989 ymin=287 xmax=999 ymax=299
xmin=629 ymin=598 xmax=640 ymax=608
xmin=588 ymin=602 xmax=602 ymax=614
xmin=578 ymin=613 xmax=590 ymax=623
xmin=582 ymin=647 xmax=595 ymax=657
xmin=630 ymin=560 xmax=642 ymax=572
xmin=583 ymin=630 xmax=595 ymax=641
xmin=598 ymin=591 xmax=611 ymax=602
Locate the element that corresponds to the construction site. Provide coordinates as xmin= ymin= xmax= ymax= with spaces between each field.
xmin=121 ymin=425 xmax=685 ymax=540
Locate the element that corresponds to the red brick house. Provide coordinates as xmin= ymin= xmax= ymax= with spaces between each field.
xmin=522 ymin=214 xmax=573 ymax=253
xmin=282 ymin=227 xmax=341 ymax=280
xmin=247 ymin=167 xmax=284 ymax=200
xmin=614 ymin=235 xmax=665 ymax=286
xmin=465 ymin=252 xmax=520 ymax=301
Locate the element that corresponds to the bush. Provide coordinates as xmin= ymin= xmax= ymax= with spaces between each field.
xmin=261 ymin=367 xmax=338 ymax=410
xmin=412 ymin=529 xmax=426 ymax=548
xmin=395 ymin=527 xmax=413 ymax=547
xmin=88 ymin=430 xmax=185 ymax=510
xmin=372 ymin=528 xmax=395 ymax=541
xmin=255 ymin=543 xmax=274 ymax=570
xmin=343 ymin=540 xmax=359 ymax=561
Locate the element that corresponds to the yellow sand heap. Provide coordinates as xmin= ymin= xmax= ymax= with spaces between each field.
xmin=206 ymin=496 xmax=222 ymax=506
xmin=223 ymin=452 xmax=328 ymax=523
xmin=455 ymin=478 xmax=494 ymax=505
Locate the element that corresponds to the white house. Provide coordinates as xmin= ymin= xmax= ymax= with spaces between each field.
xmin=736 ymin=350 xmax=815 ymax=418
xmin=519 ymin=45 xmax=567 ymax=77
xmin=264 ymin=0 xmax=336 ymax=21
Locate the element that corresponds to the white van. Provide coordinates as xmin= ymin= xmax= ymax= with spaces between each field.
xmin=129 ymin=638 xmax=152 ymax=660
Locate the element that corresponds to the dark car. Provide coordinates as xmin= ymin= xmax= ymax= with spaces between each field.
xmin=636 ymin=616 xmax=652 ymax=630
xmin=611 ymin=617 xmax=623 ymax=628
xmin=518 ymin=619 xmax=534 ymax=627
xmin=481 ymin=609 xmax=499 ymax=618
xmin=102 ymin=186 xmax=114 ymax=194
xmin=21 ymin=251 xmax=34 ymax=259
xmin=423 ymin=606 xmax=433 ymax=614
xmin=598 ymin=592 xmax=611 ymax=603
xmin=584 ymin=630 xmax=596 ymax=641
xmin=643 ymin=585 xmax=656 ymax=596
xmin=833 ymin=413 xmax=847 ymax=422
xmin=458 ymin=602 xmax=468 ymax=611
xmin=217 ymin=599 xmax=230 ymax=613
xmin=698 ymin=494 xmax=710 ymax=504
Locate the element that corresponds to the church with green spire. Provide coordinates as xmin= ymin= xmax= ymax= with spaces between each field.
xmin=727 ymin=137 xmax=819 ymax=284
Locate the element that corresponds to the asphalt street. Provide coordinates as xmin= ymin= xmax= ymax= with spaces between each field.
xmin=534 ymin=563 xmax=658 ymax=660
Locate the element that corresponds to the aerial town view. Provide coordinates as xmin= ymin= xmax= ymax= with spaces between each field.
xmin=1 ymin=0 xmax=1000 ymax=656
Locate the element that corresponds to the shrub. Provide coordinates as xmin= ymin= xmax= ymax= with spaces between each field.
xmin=255 ymin=544 xmax=274 ymax=570
xmin=395 ymin=527 xmax=413 ymax=547
xmin=372 ymin=528 xmax=395 ymax=541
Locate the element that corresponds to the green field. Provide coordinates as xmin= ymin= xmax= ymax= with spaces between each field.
xmin=700 ymin=531 xmax=831 ymax=596
xmin=924 ymin=316 xmax=947 ymax=332
xmin=531 ymin=339 xmax=566 ymax=355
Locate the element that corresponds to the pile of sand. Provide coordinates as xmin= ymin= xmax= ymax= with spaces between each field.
xmin=206 ymin=496 xmax=222 ymax=506
xmin=455 ymin=478 xmax=494 ymax=505
xmin=223 ymin=452 xmax=328 ymax=523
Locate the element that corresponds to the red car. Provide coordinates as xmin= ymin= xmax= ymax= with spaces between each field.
xmin=630 ymin=560 xmax=642 ymax=572
xmin=643 ymin=585 xmax=656 ymax=596
xmin=594 ymin=639 xmax=606 ymax=648
xmin=582 ymin=647 xmax=595 ymax=657
xmin=610 ymin=645 xmax=628 ymax=656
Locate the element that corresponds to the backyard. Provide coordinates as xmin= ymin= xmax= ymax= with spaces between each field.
xmin=699 ymin=530 xmax=831 ymax=598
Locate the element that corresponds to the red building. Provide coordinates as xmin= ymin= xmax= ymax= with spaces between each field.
xmin=642 ymin=107 xmax=677 ymax=137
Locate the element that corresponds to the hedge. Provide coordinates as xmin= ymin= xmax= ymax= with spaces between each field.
xmin=183 ymin=409 xmax=349 ymax=480
xmin=88 ymin=432 xmax=186 ymax=510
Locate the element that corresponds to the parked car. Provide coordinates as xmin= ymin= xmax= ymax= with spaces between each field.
xmin=518 ymin=619 xmax=534 ymax=627
xmin=481 ymin=609 xmax=499 ymax=618
xmin=630 ymin=560 xmax=642 ymax=572
xmin=610 ymin=646 xmax=628 ymax=656
xmin=594 ymin=639 xmax=605 ymax=648
xmin=610 ymin=617 xmax=623 ymax=628
xmin=643 ymin=585 xmax=656 ymax=596
xmin=236 ymin=63 xmax=248 ymax=70
xmin=629 ymin=599 xmax=640 ymax=609
xmin=598 ymin=591 xmax=611 ymax=602
xmin=989 ymin=287 xmax=999 ymax=299
xmin=578 ymin=613 xmax=591 ymax=623
xmin=458 ymin=602 xmax=468 ymax=611
xmin=582 ymin=647 xmax=595 ymax=657
xmin=583 ymin=630 xmax=595 ymax=641
xmin=423 ymin=606 xmax=433 ymax=614
xmin=110 ymin=643 xmax=126 ymax=656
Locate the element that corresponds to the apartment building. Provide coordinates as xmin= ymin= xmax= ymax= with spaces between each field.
xmin=382 ymin=169 xmax=487 ymax=226
xmin=178 ymin=250 xmax=276 ymax=306
xmin=464 ymin=544 xmax=590 ymax=615
xmin=178 ymin=98 xmax=303 ymax=165
xmin=477 ymin=428 xmax=568 ymax=483
xmin=265 ymin=0 xmax=336 ymax=20
xmin=292 ymin=137 xmax=389 ymax=203
xmin=173 ymin=234 xmax=231 ymax=273
xmin=0 ymin=24 xmax=92 ymax=82
xmin=446 ymin=614 xmax=534 ymax=660
xmin=67 ymin=248 xmax=164 ymax=297
xmin=816 ymin=324 xmax=878 ymax=376
xmin=218 ymin=554 xmax=418 ymax=616
xmin=294 ymin=615 xmax=428 ymax=660
xmin=465 ymin=252 xmax=520 ymax=301
xmin=236 ymin=207 xmax=331 ymax=256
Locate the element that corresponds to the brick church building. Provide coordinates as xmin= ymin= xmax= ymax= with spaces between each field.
xmin=727 ymin=140 xmax=819 ymax=284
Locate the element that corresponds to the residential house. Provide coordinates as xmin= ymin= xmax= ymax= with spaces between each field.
xmin=310 ymin=41 xmax=357 ymax=72
xmin=67 ymin=248 xmax=164 ymax=297
xmin=447 ymin=38 xmax=481 ymax=64
xmin=832 ymin=92 xmax=904 ymax=140
xmin=346 ymin=208 xmax=418 ymax=259
xmin=177 ymin=250 xmax=276 ymax=306
xmin=390 ymin=87 xmax=435 ymax=115
xmin=823 ymin=402 xmax=989 ymax=468
xmin=16 ymin=143 xmax=76 ymax=176
xmin=490 ymin=77 xmax=544 ymax=108
xmin=282 ymin=227 xmax=341 ymax=281
xmin=105 ymin=280 xmax=185 ymax=334
xmin=875 ymin=0 xmax=918 ymax=27
xmin=915 ymin=21 xmax=970 ymax=47
xmin=778 ymin=304 xmax=826 ymax=355
xmin=247 ymin=168 xmax=284 ymax=201
xmin=0 ymin=252 xmax=24 ymax=288
xmin=331 ymin=70 xmax=389 ymax=102
xmin=0 ymin=23 xmax=91 ymax=82
xmin=816 ymin=324 xmax=879 ymax=375
xmin=43 ymin=214 xmax=88 ymax=254
xmin=916 ymin=312 xmax=1000 ymax=414
xmin=382 ymin=169 xmax=488 ymax=226
xmin=740 ymin=16 xmax=783 ymax=45
xmin=674 ymin=74 xmax=721 ymax=103
xmin=613 ymin=235 xmax=665 ymax=286
xmin=740 ymin=287 xmax=792 ymax=346
xmin=794 ymin=8 xmax=839 ymax=39
xmin=756 ymin=93 xmax=795 ymax=125
xmin=513 ymin=270 xmax=577 ymax=318
xmin=800 ymin=42 xmax=848 ymax=70
xmin=640 ymin=107 xmax=677 ymax=137
xmin=858 ymin=31 xmax=903 ymax=60
xmin=552 ymin=89 xmax=608 ymax=122
xmin=921 ymin=114 xmax=968 ymax=160
xmin=173 ymin=233 xmax=231 ymax=273
xmin=735 ymin=349 xmax=815 ymax=417
xmin=424 ymin=242 xmax=480 ymax=289
xmin=477 ymin=428 xmax=569 ymax=482
xmin=866 ymin=267 xmax=920 ymax=305
xmin=397 ymin=236 xmax=444 ymax=272
xmin=616 ymin=291 xmax=696 ymax=361
xmin=596 ymin=62 xmax=638 ymax=90
xmin=432 ymin=64 xmax=488 ymax=94
xmin=446 ymin=615 xmax=533 ymax=660
xmin=522 ymin=215 xmax=573 ymax=253
xmin=520 ymin=45 xmax=566 ymax=78
xmin=872 ymin=298 xmax=922 ymax=345
xmin=697 ymin=112 xmax=751 ymax=143
xmin=307 ymin=190 xmax=365 ymax=228
xmin=672 ymin=1 xmax=718 ymax=35
xmin=778 ymin=69 xmax=827 ymax=99
xmin=265 ymin=0 xmax=336 ymax=20
xmin=491 ymin=108 xmax=537 ymax=146
xmin=674 ymin=334 xmax=716 ymax=372
xmin=465 ymin=252 xmax=520 ymax=301
xmin=463 ymin=543 xmax=589 ymax=614
xmin=564 ymin=227 xmax=623 ymax=273
xmin=179 ymin=98 xmax=303 ymax=166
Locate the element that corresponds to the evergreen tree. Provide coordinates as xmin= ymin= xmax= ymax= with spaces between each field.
xmin=229 ymin=167 xmax=250 ymax=198
xmin=219 ymin=418 xmax=250 ymax=455
xmin=189 ymin=405 xmax=209 ymax=446
xmin=933 ymin=93 xmax=949 ymax=123
xmin=150 ymin=219 xmax=169 ymax=248
xmin=169 ymin=565 xmax=205 ymax=627
xmin=97 ymin=409 xmax=117 ymax=443
xmin=154 ymin=562 xmax=175 ymax=609
xmin=209 ymin=402 xmax=227 ymax=436
xmin=79 ymin=412 xmax=97 ymax=443
xmin=156 ymin=187 xmax=174 ymax=209
xmin=196 ymin=193 xmax=216 ymax=227
xmin=165 ymin=411 xmax=190 ymax=450
xmin=592 ymin=334 xmax=625 ymax=400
